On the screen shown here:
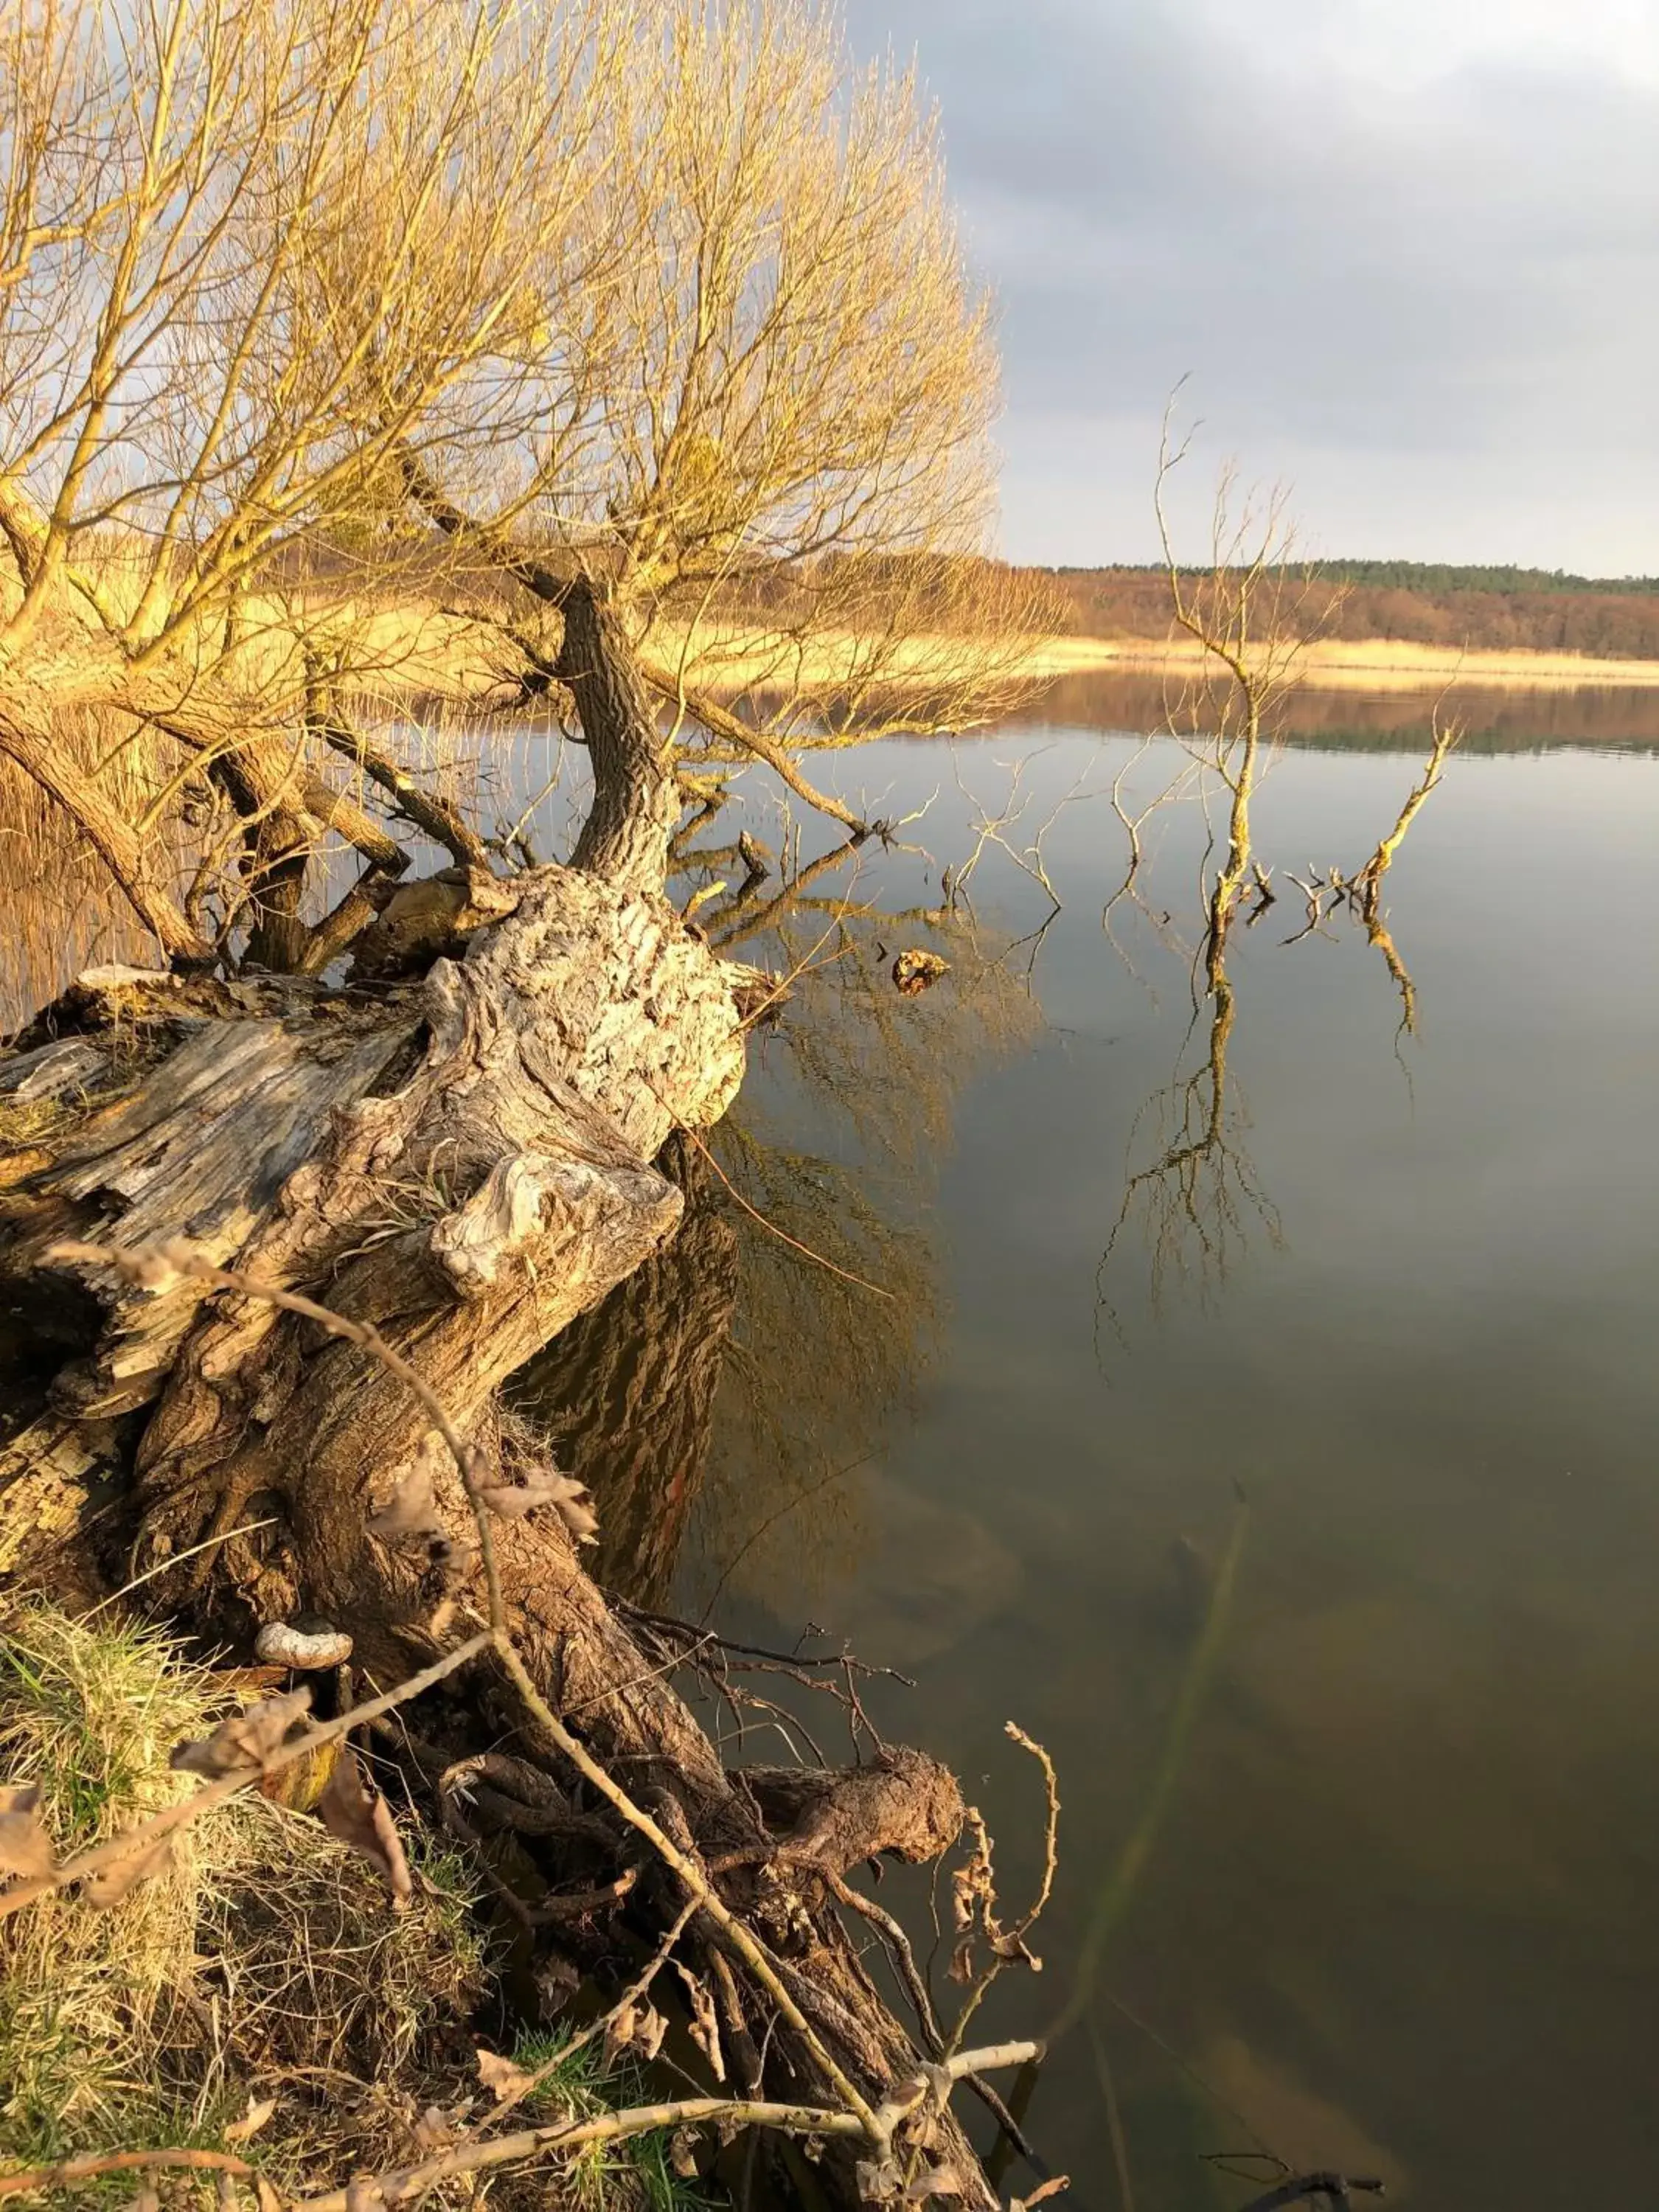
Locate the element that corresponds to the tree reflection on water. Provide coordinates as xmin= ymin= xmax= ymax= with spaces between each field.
xmin=1098 ymin=935 xmax=1280 ymax=1343
xmin=1096 ymin=708 xmax=1455 ymax=1343
xmin=512 ymin=823 xmax=1043 ymax=1614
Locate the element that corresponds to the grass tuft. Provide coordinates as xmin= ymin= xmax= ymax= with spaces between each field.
xmin=0 ymin=1604 xmax=488 ymax=2205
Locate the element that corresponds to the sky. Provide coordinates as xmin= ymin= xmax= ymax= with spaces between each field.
xmin=844 ymin=0 xmax=1659 ymax=572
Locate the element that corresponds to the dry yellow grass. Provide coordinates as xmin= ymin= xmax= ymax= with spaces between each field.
xmin=1012 ymin=632 xmax=1659 ymax=691
xmin=0 ymin=1605 xmax=718 ymax=2212
xmin=0 ymin=1604 xmax=487 ymax=2203
xmin=639 ymin=617 xmax=1042 ymax=703
xmin=639 ymin=619 xmax=1659 ymax=699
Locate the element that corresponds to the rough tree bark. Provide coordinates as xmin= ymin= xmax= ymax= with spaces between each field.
xmin=0 ymin=589 xmax=1006 ymax=2208
xmin=560 ymin=577 xmax=684 ymax=894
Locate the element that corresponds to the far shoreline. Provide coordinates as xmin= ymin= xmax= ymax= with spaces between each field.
xmin=1023 ymin=634 xmax=1659 ymax=690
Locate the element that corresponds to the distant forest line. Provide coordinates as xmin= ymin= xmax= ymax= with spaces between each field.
xmin=1029 ymin=563 xmax=1659 ymax=659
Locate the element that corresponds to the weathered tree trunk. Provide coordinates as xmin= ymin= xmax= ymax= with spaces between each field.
xmin=97 ymin=869 xmax=740 ymax=1627
xmin=0 ymin=577 xmax=723 ymax=1616
xmin=0 ymin=597 xmax=1005 ymax=2207
xmin=560 ymin=576 xmax=683 ymax=893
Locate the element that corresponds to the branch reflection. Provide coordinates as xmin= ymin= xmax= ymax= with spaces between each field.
xmin=1097 ymin=714 xmax=1458 ymax=1332
xmin=1098 ymin=940 xmax=1283 ymax=1339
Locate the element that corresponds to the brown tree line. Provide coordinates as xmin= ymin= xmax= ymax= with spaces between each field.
xmin=1029 ymin=568 xmax=1659 ymax=659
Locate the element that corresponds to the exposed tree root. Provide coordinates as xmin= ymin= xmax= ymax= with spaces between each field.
xmin=0 ymin=891 xmax=1046 ymax=2207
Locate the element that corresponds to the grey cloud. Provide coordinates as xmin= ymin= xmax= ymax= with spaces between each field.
xmin=845 ymin=0 xmax=1659 ymax=565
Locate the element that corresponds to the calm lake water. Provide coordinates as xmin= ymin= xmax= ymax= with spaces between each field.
xmin=585 ymin=674 xmax=1659 ymax=2211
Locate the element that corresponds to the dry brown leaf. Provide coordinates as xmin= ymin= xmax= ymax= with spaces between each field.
xmin=903 ymin=2165 xmax=966 ymax=2203
xmin=81 ymin=1831 xmax=175 ymax=1907
xmin=343 ymin=2180 xmax=384 ymax=2212
xmin=318 ymin=1749 xmax=412 ymax=1909
xmin=367 ymin=1443 xmax=444 ymax=1543
xmin=128 ymin=2188 xmax=161 ymax=2212
xmin=476 ymin=1469 xmax=599 ymax=1543
xmin=171 ymin=1688 xmax=313 ymax=1778
xmin=414 ymin=2106 xmax=457 ymax=2152
xmin=672 ymin=1964 xmax=726 ymax=2083
xmin=473 ymin=1472 xmax=558 ymax=1520
xmin=600 ymin=1996 xmax=667 ymax=2070
xmin=224 ymin=2094 xmax=277 ymax=2143
xmin=633 ymin=2002 xmax=669 ymax=2062
xmin=947 ymin=1805 xmax=1001 ymax=1978
xmin=950 ymin=1821 xmax=993 ymax=1933
xmin=669 ymin=2128 xmax=701 ymax=2180
xmin=555 ymin=1489 xmax=599 ymax=1543
xmin=475 ymin=2048 xmax=532 ymax=2104
xmin=0 ymin=1781 xmax=54 ymax=1879
xmin=857 ymin=2158 xmax=902 ymax=2202
xmin=600 ymin=2000 xmax=637 ymax=2073
xmin=254 ymin=2177 xmax=284 ymax=2212
xmin=1011 ymin=2178 xmax=1071 ymax=2210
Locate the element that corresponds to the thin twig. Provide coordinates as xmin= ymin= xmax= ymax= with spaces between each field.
xmin=481 ymin=1900 xmax=699 ymax=2120
xmin=0 ymin=2150 xmax=255 ymax=2199
xmin=489 ymin=1633 xmax=884 ymax=2138
xmin=944 ymin=1727 xmax=1062 ymax=2062
xmin=292 ymin=2044 xmax=1042 ymax=2212
xmin=83 ymin=1519 xmax=279 ymax=1615
xmin=616 ymin=1604 xmax=912 ymax=1686
xmin=1006 ymin=1722 xmax=1061 ymax=1937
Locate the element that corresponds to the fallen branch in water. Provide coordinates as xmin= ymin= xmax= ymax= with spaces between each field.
xmin=1233 ymin=2174 xmax=1385 ymax=2212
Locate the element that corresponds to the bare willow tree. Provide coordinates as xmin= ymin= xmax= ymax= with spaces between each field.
xmin=1096 ymin=437 xmax=1465 ymax=1340
xmin=1093 ymin=419 xmax=1473 ymax=1343
xmin=0 ymin=7 xmax=1053 ymax=2204
xmin=0 ymin=0 xmax=635 ymax=964
xmin=397 ymin=0 xmax=1058 ymax=860
xmin=1 ymin=0 xmax=1051 ymax=970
